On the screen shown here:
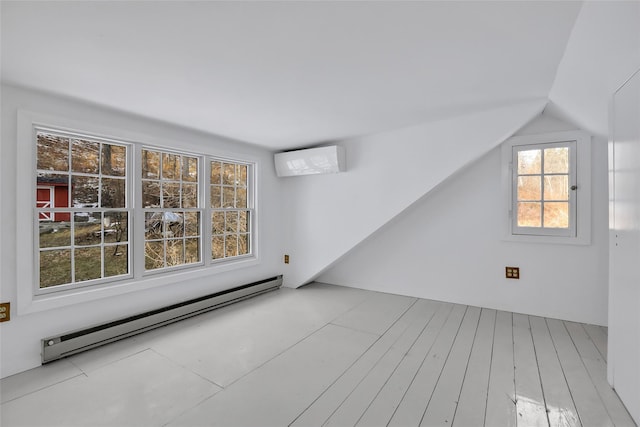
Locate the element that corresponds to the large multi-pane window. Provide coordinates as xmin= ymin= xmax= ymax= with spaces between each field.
xmin=36 ymin=130 xmax=129 ymax=289
xmin=33 ymin=126 xmax=255 ymax=295
xmin=142 ymin=149 xmax=201 ymax=271
xmin=512 ymin=141 xmax=577 ymax=237
xmin=210 ymin=160 xmax=252 ymax=260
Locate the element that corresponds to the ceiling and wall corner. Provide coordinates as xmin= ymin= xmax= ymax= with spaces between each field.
xmin=281 ymin=99 xmax=546 ymax=288
xmin=314 ymin=0 xmax=640 ymax=327
xmin=270 ymin=1 xmax=583 ymax=289
xmin=1 ymin=1 xmax=581 ymax=150
xmin=548 ymin=0 xmax=640 ymax=138
xmin=316 ymin=111 xmax=610 ymax=326
xmin=0 ymin=84 xmax=284 ymax=378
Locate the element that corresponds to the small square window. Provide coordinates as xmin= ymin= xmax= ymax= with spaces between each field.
xmin=512 ymin=141 xmax=576 ymax=237
xmin=501 ymin=131 xmax=591 ymax=245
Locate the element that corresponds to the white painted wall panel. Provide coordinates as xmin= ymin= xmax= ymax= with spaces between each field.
xmin=609 ymin=69 xmax=640 ymax=424
xmin=319 ymin=114 xmax=609 ymax=326
xmin=282 ymin=100 xmax=546 ymax=288
xmin=0 ymin=84 xmax=283 ymax=378
xmin=549 ymin=1 xmax=640 ymax=138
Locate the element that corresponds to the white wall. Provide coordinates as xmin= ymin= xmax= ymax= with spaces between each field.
xmin=609 ymin=68 xmax=640 ymax=424
xmin=319 ymin=113 xmax=610 ymax=326
xmin=543 ymin=0 xmax=640 ymax=408
xmin=0 ymin=84 xmax=283 ymax=378
xmin=282 ymin=100 xmax=546 ymax=288
xmin=548 ymin=0 xmax=640 ymax=138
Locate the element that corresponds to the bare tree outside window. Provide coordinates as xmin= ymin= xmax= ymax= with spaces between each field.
xmin=35 ymin=128 xmax=255 ymax=292
xmin=210 ymin=160 xmax=251 ymax=261
xmin=142 ymin=149 xmax=201 ymax=271
xmin=513 ymin=141 xmax=575 ymax=236
xmin=36 ymin=131 xmax=129 ymax=288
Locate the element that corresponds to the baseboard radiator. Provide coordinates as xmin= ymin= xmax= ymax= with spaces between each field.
xmin=42 ymin=275 xmax=283 ymax=364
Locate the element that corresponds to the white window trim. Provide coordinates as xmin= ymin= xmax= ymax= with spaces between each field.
xmin=501 ymin=130 xmax=591 ymax=245
xmin=208 ymin=158 xmax=255 ymax=264
xmin=33 ymin=128 xmax=135 ymax=296
xmin=17 ymin=110 xmax=260 ymax=315
xmin=139 ymin=146 xmax=206 ymax=273
xmin=511 ymin=140 xmax=577 ymax=237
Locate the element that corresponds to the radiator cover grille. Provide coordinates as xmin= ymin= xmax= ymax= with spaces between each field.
xmin=42 ymin=275 xmax=282 ymax=363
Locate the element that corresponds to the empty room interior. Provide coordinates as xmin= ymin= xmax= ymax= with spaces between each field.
xmin=1 ymin=1 xmax=639 ymax=426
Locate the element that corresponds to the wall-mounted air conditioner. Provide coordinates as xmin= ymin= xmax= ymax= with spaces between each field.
xmin=274 ymin=145 xmax=346 ymax=177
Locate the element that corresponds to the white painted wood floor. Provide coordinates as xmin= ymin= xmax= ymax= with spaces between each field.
xmin=1 ymin=283 xmax=635 ymax=427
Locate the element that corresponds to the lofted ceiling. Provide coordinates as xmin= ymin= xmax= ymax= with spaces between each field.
xmin=1 ymin=1 xmax=581 ymax=150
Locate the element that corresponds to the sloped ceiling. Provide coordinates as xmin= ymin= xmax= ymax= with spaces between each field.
xmin=1 ymin=1 xmax=581 ymax=150
xmin=548 ymin=0 xmax=640 ymax=138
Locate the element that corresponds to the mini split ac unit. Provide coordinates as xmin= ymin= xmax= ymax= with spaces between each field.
xmin=274 ymin=145 xmax=346 ymax=177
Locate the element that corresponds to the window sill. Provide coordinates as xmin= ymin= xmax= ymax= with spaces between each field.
xmin=19 ymin=256 xmax=259 ymax=315
xmin=501 ymin=232 xmax=590 ymax=246
xmin=17 ymin=109 xmax=262 ymax=316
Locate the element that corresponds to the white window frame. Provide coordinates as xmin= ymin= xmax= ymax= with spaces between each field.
xmin=511 ymin=140 xmax=577 ymax=237
xmin=501 ymin=130 xmax=591 ymax=245
xmin=209 ymin=158 xmax=255 ymax=263
xmin=140 ymin=147 xmax=204 ymax=274
xmin=16 ymin=110 xmax=260 ymax=315
xmin=34 ymin=127 xmax=134 ymax=295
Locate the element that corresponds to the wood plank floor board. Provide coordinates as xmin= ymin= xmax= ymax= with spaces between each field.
xmin=167 ymin=324 xmax=377 ymax=427
xmin=564 ymin=321 xmax=636 ymax=427
xmin=323 ymin=300 xmax=443 ymax=427
xmin=565 ymin=322 xmax=606 ymax=364
xmin=354 ymin=303 xmax=455 ymax=427
xmin=2 ymin=284 xmax=633 ymax=427
xmin=290 ymin=299 xmax=430 ymax=427
xmin=513 ymin=313 xmax=549 ymax=427
xmin=529 ymin=316 xmax=581 ymax=427
xmin=582 ymin=323 xmax=608 ymax=363
xmin=420 ymin=306 xmax=481 ymax=426
xmin=387 ymin=304 xmax=468 ymax=427
xmin=546 ymin=318 xmax=615 ymax=427
xmin=450 ymin=308 xmax=497 ymax=427
xmin=485 ymin=310 xmax=517 ymax=427
xmin=330 ymin=292 xmax=417 ymax=336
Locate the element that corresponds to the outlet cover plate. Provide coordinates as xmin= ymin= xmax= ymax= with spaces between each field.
xmin=506 ymin=267 xmax=520 ymax=279
xmin=0 ymin=302 xmax=10 ymax=322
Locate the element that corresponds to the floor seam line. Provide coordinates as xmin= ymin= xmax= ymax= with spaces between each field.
xmin=450 ymin=306 xmax=483 ymax=427
xmin=418 ymin=305 xmax=469 ymax=427
xmin=354 ymin=300 xmax=441 ymax=427
xmin=385 ymin=303 xmax=456 ymax=426
xmin=315 ymin=299 xmax=420 ymax=427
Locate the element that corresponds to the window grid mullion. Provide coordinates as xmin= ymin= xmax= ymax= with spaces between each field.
xmin=540 ymin=148 xmax=545 ymax=228
xmin=36 ymin=129 xmax=256 ymax=293
xmin=100 ymin=242 xmax=105 ymax=281
xmin=203 ymin=159 xmax=211 ymax=267
xmin=98 ymin=142 xmax=103 ymax=208
xmin=67 ymin=140 xmax=72 ymax=208
xmin=512 ymin=141 xmax=574 ymax=236
xmin=70 ymin=214 xmax=76 ymax=283
xmin=141 ymin=149 xmax=203 ymax=272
